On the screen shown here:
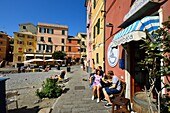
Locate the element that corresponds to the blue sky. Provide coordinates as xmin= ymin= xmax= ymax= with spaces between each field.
xmin=0 ymin=0 xmax=86 ymax=36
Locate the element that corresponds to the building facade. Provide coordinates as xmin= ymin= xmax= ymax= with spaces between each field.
xmin=0 ymin=32 xmax=10 ymax=61
xmin=91 ymin=0 xmax=105 ymax=71
xmin=105 ymin=0 xmax=170 ymax=100
xmin=77 ymin=32 xmax=87 ymax=63
xmin=36 ymin=22 xmax=68 ymax=59
xmin=85 ymin=0 xmax=93 ymax=72
xmin=66 ymin=36 xmax=81 ymax=64
xmin=19 ymin=23 xmax=37 ymax=34
xmin=13 ymin=32 xmax=37 ymax=65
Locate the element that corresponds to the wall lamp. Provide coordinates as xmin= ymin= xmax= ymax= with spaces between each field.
xmin=106 ymin=23 xmax=113 ymax=27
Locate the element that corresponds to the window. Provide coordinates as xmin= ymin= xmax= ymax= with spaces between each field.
xmin=28 ymin=49 xmax=32 ymax=52
xmin=28 ymin=35 xmax=33 ymax=39
xmin=18 ymin=41 xmax=23 ymax=44
xmin=39 ymin=28 xmax=41 ymax=33
xmin=18 ymin=48 xmax=22 ymax=52
xmin=81 ymin=48 xmax=83 ymax=52
xmin=82 ymin=41 xmax=85 ymax=45
xmin=62 ymin=46 xmax=64 ymax=51
xmin=96 ymin=53 xmax=99 ymax=64
xmin=93 ymin=26 xmax=96 ymax=39
xmin=0 ymin=48 xmax=1 ymax=51
xmin=69 ymin=39 xmax=71 ymax=43
xmin=46 ymin=45 xmax=52 ymax=52
xmin=93 ymin=0 xmax=96 ymax=9
xmin=40 ymin=37 xmax=44 ymax=41
xmin=62 ymin=39 xmax=65 ymax=43
xmin=77 ymin=40 xmax=80 ymax=44
xmin=39 ymin=28 xmax=46 ymax=33
xmin=62 ymin=30 xmax=65 ymax=35
xmin=96 ymin=18 xmax=100 ymax=35
xmin=84 ymin=48 xmax=86 ymax=52
xmin=0 ymin=41 xmax=2 ymax=44
xmin=18 ymin=56 xmax=22 ymax=61
xmin=28 ymin=42 xmax=32 ymax=45
xmin=68 ymin=46 xmax=71 ymax=52
xmin=43 ymin=28 xmax=46 ymax=33
xmin=23 ymin=26 xmax=26 ymax=29
xmin=18 ymin=34 xmax=24 ymax=37
xmin=48 ymin=37 xmax=52 ymax=42
xmin=0 ymin=35 xmax=3 ymax=38
xmin=93 ymin=44 xmax=95 ymax=50
xmin=47 ymin=29 xmax=53 ymax=34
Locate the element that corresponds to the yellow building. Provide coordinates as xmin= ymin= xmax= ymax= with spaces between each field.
xmin=77 ymin=32 xmax=87 ymax=60
xmin=91 ymin=0 xmax=105 ymax=70
xmin=13 ymin=32 xmax=37 ymax=65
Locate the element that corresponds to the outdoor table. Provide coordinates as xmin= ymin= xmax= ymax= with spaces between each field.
xmin=112 ymin=96 xmax=132 ymax=113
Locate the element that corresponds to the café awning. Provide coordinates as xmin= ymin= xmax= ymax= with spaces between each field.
xmin=112 ymin=16 xmax=160 ymax=47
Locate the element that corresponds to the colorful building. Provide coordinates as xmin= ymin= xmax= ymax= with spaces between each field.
xmin=0 ymin=31 xmax=10 ymax=61
xmin=85 ymin=0 xmax=93 ymax=72
xmin=77 ymin=32 xmax=87 ymax=64
xmin=66 ymin=35 xmax=81 ymax=64
xmin=13 ymin=32 xmax=37 ymax=65
xmin=36 ymin=22 xmax=68 ymax=59
xmin=90 ymin=0 xmax=105 ymax=71
xmin=19 ymin=23 xmax=37 ymax=34
xmin=105 ymin=0 xmax=170 ymax=101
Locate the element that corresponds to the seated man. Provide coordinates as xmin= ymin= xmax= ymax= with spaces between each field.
xmin=102 ymin=70 xmax=121 ymax=108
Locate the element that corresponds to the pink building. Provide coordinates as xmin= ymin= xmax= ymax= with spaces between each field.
xmin=36 ymin=23 xmax=68 ymax=59
xmin=85 ymin=0 xmax=93 ymax=73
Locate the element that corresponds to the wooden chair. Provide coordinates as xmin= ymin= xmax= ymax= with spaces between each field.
xmin=110 ymin=82 xmax=126 ymax=100
xmin=6 ymin=91 xmax=20 ymax=109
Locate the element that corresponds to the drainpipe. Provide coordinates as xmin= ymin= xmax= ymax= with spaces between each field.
xmin=103 ymin=0 xmax=106 ymax=73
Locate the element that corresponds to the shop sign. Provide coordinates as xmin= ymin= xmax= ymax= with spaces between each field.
xmin=112 ymin=31 xmax=146 ymax=47
xmin=107 ymin=42 xmax=119 ymax=67
xmin=124 ymin=0 xmax=150 ymax=21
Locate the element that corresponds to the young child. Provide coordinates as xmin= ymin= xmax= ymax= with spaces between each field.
xmin=90 ymin=69 xmax=102 ymax=103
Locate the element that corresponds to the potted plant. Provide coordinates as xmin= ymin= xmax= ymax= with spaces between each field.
xmin=138 ymin=16 xmax=170 ymax=113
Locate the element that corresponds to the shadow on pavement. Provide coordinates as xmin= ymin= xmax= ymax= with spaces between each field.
xmin=8 ymin=106 xmax=40 ymax=113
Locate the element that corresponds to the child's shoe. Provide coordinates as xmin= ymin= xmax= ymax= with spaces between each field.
xmin=97 ymin=98 xmax=100 ymax=103
xmin=91 ymin=96 xmax=94 ymax=100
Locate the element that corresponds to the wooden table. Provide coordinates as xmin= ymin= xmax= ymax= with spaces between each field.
xmin=112 ymin=96 xmax=132 ymax=113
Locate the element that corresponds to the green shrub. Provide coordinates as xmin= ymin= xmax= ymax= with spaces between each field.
xmin=36 ymin=78 xmax=63 ymax=99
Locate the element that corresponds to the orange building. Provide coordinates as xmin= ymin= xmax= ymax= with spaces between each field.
xmin=66 ymin=36 xmax=81 ymax=63
xmin=0 ymin=31 xmax=10 ymax=61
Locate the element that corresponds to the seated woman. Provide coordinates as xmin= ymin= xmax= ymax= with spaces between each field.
xmin=90 ymin=69 xmax=102 ymax=103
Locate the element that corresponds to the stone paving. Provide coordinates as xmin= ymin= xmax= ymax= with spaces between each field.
xmin=51 ymin=65 xmax=112 ymax=113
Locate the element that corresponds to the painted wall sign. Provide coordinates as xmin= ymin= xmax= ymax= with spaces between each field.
xmin=124 ymin=0 xmax=150 ymax=21
xmin=107 ymin=42 xmax=119 ymax=67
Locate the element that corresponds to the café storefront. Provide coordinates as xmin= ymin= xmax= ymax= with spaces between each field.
xmin=107 ymin=16 xmax=160 ymax=99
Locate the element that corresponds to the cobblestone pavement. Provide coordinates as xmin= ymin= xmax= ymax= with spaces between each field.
xmin=51 ymin=65 xmax=112 ymax=113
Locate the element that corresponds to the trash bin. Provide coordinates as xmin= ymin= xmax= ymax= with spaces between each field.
xmin=67 ymin=66 xmax=71 ymax=72
xmin=0 ymin=78 xmax=9 ymax=113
